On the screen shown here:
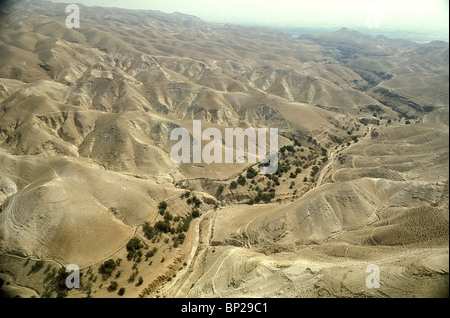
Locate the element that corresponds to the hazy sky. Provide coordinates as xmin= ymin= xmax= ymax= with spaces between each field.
xmin=54 ymin=0 xmax=449 ymax=34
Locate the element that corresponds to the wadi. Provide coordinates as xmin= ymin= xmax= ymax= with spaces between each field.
xmin=0 ymin=0 xmax=448 ymax=298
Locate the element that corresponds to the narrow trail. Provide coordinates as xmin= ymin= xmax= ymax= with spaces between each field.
xmin=158 ymin=206 xmax=219 ymax=297
xmin=316 ymin=126 xmax=373 ymax=187
xmin=211 ymin=248 xmax=237 ymax=295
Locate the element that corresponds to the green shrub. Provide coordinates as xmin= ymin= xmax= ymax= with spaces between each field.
xmin=237 ymin=175 xmax=246 ymax=186
xmin=118 ymin=288 xmax=126 ymax=296
xmin=126 ymin=237 xmax=143 ymax=253
xmin=126 ymin=237 xmax=144 ymax=261
xmin=272 ymin=176 xmax=280 ymax=186
xmin=281 ymin=145 xmax=295 ymax=153
xmin=99 ymin=259 xmax=117 ymax=276
xmin=158 ymin=201 xmax=168 ymax=211
xmin=108 ymin=281 xmax=118 ymax=291
xmin=182 ymin=215 xmax=193 ymax=232
xmin=31 ymin=260 xmax=45 ymax=271
xmin=53 ymin=268 xmax=70 ymax=291
xmin=164 ymin=212 xmax=173 ymax=221
xmin=261 ymin=193 xmax=272 ymax=203
xmin=276 ymin=165 xmax=290 ymax=175
xmin=173 ymin=233 xmax=186 ymax=246
xmin=192 ymin=196 xmax=202 ymax=207
xmin=246 ymin=167 xmax=258 ymax=179
xmin=143 ymin=222 xmax=155 ymax=240
xmin=216 ymin=184 xmax=225 ymax=197
xmin=146 ymin=247 xmax=158 ymax=260
xmin=192 ymin=210 xmax=200 ymax=218
xmin=155 ymin=221 xmax=170 ymax=233
xmin=56 ymin=290 xmax=68 ymax=298
xmin=128 ymin=272 xmax=137 ymax=283
xmin=184 ymin=191 xmax=191 ymax=198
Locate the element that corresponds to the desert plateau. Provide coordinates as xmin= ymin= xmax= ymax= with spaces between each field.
xmin=0 ymin=0 xmax=448 ymax=299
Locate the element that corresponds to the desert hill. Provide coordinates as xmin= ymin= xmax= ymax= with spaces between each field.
xmin=0 ymin=0 xmax=448 ymax=298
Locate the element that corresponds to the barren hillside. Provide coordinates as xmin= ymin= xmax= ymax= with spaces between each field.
xmin=0 ymin=0 xmax=448 ymax=298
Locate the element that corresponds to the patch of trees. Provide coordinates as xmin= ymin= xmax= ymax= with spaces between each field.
xmin=251 ymin=187 xmax=276 ymax=204
xmin=143 ymin=200 xmax=200 ymax=250
xmin=143 ymin=222 xmax=155 ymax=240
xmin=215 ymin=184 xmax=225 ymax=198
xmin=237 ymin=175 xmax=246 ymax=186
xmin=42 ymin=267 xmax=72 ymax=298
xmin=31 ymin=260 xmax=45 ymax=272
xmin=108 ymin=281 xmax=118 ymax=292
xmin=126 ymin=237 xmax=143 ymax=261
xmin=246 ymin=167 xmax=258 ymax=179
xmin=145 ymin=247 xmax=158 ymax=260
xmin=158 ymin=201 xmax=168 ymax=215
xmin=276 ymin=165 xmax=290 ymax=175
xmin=192 ymin=209 xmax=200 ymax=218
xmin=280 ymin=145 xmax=296 ymax=154
xmin=173 ymin=233 xmax=186 ymax=247
xmin=155 ymin=220 xmax=171 ymax=233
xmin=180 ymin=191 xmax=191 ymax=199
xmin=99 ymin=259 xmax=117 ymax=277
xmin=310 ymin=166 xmax=319 ymax=177
xmin=187 ymin=195 xmax=202 ymax=207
